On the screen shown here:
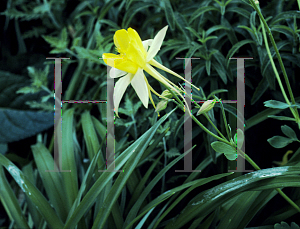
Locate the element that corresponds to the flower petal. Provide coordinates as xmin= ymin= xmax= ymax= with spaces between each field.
xmin=130 ymin=68 xmax=148 ymax=108
xmin=126 ymin=42 xmax=146 ymax=68
xmin=114 ymin=29 xmax=129 ymax=52
xmin=109 ymin=67 xmax=127 ymax=78
xmin=102 ymin=53 xmax=122 ymax=67
xmin=114 ymin=73 xmax=132 ymax=117
xmin=128 ymin=28 xmax=146 ymax=56
xmin=114 ymin=58 xmax=139 ymax=74
xmin=142 ymin=39 xmax=153 ymax=52
xmin=146 ymin=26 xmax=168 ymax=62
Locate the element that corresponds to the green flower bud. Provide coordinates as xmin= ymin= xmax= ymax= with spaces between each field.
xmin=197 ymin=100 xmax=216 ymax=116
xmin=161 ymin=90 xmax=173 ymax=99
xmin=155 ymin=100 xmax=168 ymax=113
xmin=160 ymin=88 xmax=179 ymax=100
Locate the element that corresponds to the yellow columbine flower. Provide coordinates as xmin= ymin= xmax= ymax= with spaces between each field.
xmin=102 ymin=25 xmax=199 ymax=117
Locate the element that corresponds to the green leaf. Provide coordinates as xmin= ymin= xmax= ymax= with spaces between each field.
xmin=142 ymin=173 xmax=234 ymax=229
xmin=122 ymin=3 xmax=154 ymax=29
xmin=267 ymin=136 xmax=294 ymax=148
xmin=63 ymin=108 xmax=177 ymax=229
xmin=264 ymin=100 xmax=292 ymax=109
xmin=42 ymin=27 xmax=68 ymax=51
xmin=164 ymin=166 xmax=300 ymax=229
xmin=226 ymin=40 xmax=255 ymax=68
xmin=238 ymin=25 xmax=255 ymax=36
xmin=166 ymin=147 xmax=181 ymax=158
xmin=0 ymin=166 xmax=30 ymax=229
xmin=0 ymin=154 xmax=64 ymax=229
xmin=162 ymin=0 xmax=175 ymax=30
xmin=206 ymin=25 xmax=230 ymax=36
xmin=22 ymin=163 xmax=43 ymax=228
xmin=211 ymin=141 xmax=236 ymax=155
xmin=207 ymin=89 xmax=228 ymax=100
xmin=224 ymin=153 xmax=237 ymax=160
xmin=212 ymin=61 xmax=227 ymax=84
xmin=185 ymin=27 xmax=201 ymax=39
xmin=189 ymin=6 xmax=220 ymax=23
xmin=31 ymin=143 xmax=69 ymax=221
xmin=281 ymin=125 xmax=298 ymax=140
xmin=267 ymin=115 xmax=296 ymax=121
xmin=206 ymin=59 xmax=211 ymax=75
xmin=217 ymin=190 xmax=276 ymax=229
xmin=73 ymin=46 xmax=103 ymax=64
xmin=234 ymin=128 xmax=244 ymax=149
xmin=61 ymin=109 xmax=79 ymax=212
xmin=0 ymin=8 xmax=41 ymax=21
xmin=270 ymin=11 xmax=300 ymax=26
xmin=81 ymin=111 xmax=104 ymax=167
xmin=174 ymin=12 xmax=191 ymax=41
xmin=118 ymin=94 xmax=142 ymax=116
xmin=251 ymin=77 xmax=269 ymax=105
xmin=274 ymin=221 xmax=300 ymax=229
xmin=226 ymin=6 xmax=250 ymax=19
xmin=0 ymin=73 xmax=54 ymax=142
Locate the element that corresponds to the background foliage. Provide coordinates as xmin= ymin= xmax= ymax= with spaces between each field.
xmin=0 ymin=0 xmax=300 ymax=228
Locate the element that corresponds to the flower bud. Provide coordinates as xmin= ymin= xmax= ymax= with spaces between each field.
xmin=155 ymin=100 xmax=168 ymax=113
xmin=160 ymin=88 xmax=179 ymax=100
xmin=161 ymin=90 xmax=173 ymax=99
xmin=197 ymin=100 xmax=216 ymax=116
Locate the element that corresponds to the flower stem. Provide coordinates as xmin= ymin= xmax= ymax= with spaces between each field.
xmin=250 ymin=0 xmax=300 ymax=125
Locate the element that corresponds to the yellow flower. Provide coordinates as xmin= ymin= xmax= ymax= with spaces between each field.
xmin=102 ymin=26 xmax=199 ymax=117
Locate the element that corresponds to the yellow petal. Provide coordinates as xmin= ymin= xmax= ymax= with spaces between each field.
xmin=128 ymin=28 xmax=146 ymax=56
xmin=102 ymin=53 xmax=121 ymax=67
xmin=114 ymin=58 xmax=139 ymax=74
xmin=126 ymin=42 xmax=146 ymax=68
xmin=114 ymin=29 xmax=129 ymax=52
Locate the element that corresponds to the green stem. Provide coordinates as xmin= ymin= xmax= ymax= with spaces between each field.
xmin=214 ymin=95 xmax=231 ymax=140
xmin=168 ymin=87 xmax=229 ymax=144
xmin=204 ymin=113 xmax=227 ymax=141
xmin=250 ymin=0 xmax=300 ymax=126
xmin=259 ymin=12 xmax=298 ymax=124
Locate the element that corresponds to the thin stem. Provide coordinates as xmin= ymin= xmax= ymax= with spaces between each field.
xmin=250 ymin=0 xmax=300 ymax=125
xmin=167 ymin=86 xmax=229 ymax=144
xmin=204 ymin=113 xmax=227 ymax=141
xmin=214 ymin=95 xmax=231 ymax=140
xmin=259 ymin=13 xmax=299 ymax=124
xmin=275 ymin=188 xmax=300 ymax=212
xmin=243 ymin=149 xmax=300 ymax=213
